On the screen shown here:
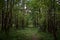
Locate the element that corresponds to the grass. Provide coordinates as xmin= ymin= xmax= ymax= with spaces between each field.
xmin=0 ymin=27 xmax=53 ymax=40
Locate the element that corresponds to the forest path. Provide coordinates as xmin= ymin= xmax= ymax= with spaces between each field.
xmin=16 ymin=28 xmax=40 ymax=40
xmin=9 ymin=28 xmax=53 ymax=40
xmin=17 ymin=28 xmax=39 ymax=36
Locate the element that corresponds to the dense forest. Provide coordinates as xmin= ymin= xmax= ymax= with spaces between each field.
xmin=0 ymin=0 xmax=60 ymax=40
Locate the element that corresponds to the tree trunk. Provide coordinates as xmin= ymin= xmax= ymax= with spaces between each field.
xmin=47 ymin=0 xmax=57 ymax=40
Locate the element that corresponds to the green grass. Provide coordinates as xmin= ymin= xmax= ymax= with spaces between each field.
xmin=0 ymin=28 xmax=53 ymax=40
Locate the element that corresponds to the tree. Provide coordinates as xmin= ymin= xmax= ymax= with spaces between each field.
xmin=1 ymin=0 xmax=14 ymax=33
xmin=47 ymin=0 xmax=57 ymax=40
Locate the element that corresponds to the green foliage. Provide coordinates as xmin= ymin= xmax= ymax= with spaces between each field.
xmin=0 ymin=28 xmax=53 ymax=40
xmin=0 ymin=0 xmax=60 ymax=40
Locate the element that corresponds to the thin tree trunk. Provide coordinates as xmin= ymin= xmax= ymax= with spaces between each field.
xmin=48 ymin=0 xmax=57 ymax=40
